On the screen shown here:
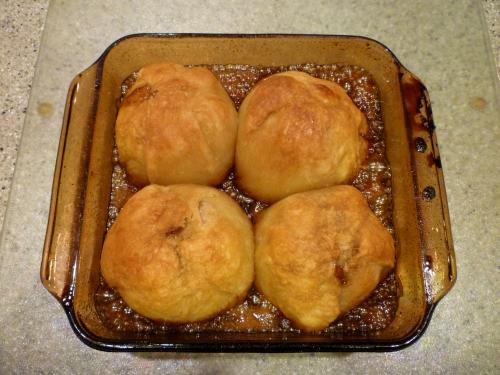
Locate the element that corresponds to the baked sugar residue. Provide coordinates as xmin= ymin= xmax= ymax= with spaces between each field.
xmin=95 ymin=63 xmax=398 ymax=337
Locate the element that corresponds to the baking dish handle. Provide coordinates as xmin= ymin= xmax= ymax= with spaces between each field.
xmin=400 ymin=68 xmax=457 ymax=304
xmin=41 ymin=65 xmax=99 ymax=303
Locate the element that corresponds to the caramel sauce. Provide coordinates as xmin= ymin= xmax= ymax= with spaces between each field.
xmin=95 ymin=63 xmax=398 ymax=336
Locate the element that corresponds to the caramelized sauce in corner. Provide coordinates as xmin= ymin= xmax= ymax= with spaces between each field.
xmin=95 ymin=63 xmax=398 ymax=337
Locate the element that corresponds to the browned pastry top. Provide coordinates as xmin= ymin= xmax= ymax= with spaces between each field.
xmin=254 ymin=185 xmax=395 ymax=331
xmin=100 ymin=184 xmax=254 ymax=323
xmin=115 ymin=63 xmax=238 ymax=187
xmin=236 ymin=71 xmax=368 ymax=203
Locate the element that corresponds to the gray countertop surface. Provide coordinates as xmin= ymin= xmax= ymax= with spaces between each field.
xmin=0 ymin=1 xmax=499 ymax=373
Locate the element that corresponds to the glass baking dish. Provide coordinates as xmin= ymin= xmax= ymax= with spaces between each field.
xmin=40 ymin=34 xmax=456 ymax=352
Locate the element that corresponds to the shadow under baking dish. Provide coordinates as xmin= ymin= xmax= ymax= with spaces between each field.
xmin=41 ymin=34 xmax=456 ymax=352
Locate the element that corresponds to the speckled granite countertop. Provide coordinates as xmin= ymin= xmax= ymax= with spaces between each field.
xmin=0 ymin=1 xmax=499 ymax=373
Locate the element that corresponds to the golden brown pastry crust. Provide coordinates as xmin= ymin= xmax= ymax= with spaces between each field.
xmin=254 ymin=185 xmax=395 ymax=331
xmin=100 ymin=184 xmax=254 ymax=323
xmin=236 ymin=71 xmax=368 ymax=203
xmin=115 ymin=63 xmax=238 ymax=187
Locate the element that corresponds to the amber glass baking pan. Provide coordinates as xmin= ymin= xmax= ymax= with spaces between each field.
xmin=40 ymin=34 xmax=455 ymax=352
